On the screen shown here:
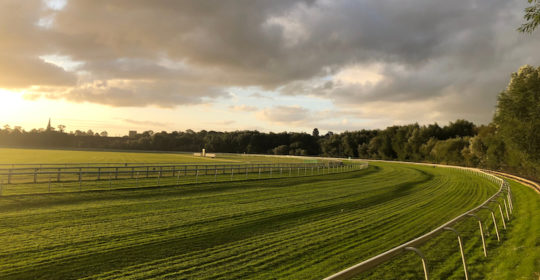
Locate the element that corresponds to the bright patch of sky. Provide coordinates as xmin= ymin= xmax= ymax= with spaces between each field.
xmin=39 ymin=55 xmax=85 ymax=72
xmin=43 ymin=0 xmax=67 ymax=11
xmin=334 ymin=64 xmax=384 ymax=85
xmin=223 ymin=87 xmax=335 ymax=111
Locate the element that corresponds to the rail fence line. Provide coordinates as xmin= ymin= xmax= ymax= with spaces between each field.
xmin=0 ymin=162 xmax=369 ymax=196
xmin=324 ymin=165 xmax=513 ymax=280
xmin=0 ymin=161 xmax=301 ymax=169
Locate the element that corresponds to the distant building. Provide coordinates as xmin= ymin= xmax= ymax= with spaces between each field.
xmin=193 ymin=149 xmax=216 ymax=158
xmin=129 ymin=130 xmax=137 ymax=138
xmin=46 ymin=118 xmax=52 ymax=132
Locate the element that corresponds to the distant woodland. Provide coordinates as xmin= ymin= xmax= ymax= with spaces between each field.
xmin=1 ymin=66 xmax=538 ymax=181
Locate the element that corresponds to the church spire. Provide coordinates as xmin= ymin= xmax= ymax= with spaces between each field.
xmin=46 ymin=118 xmax=52 ymax=132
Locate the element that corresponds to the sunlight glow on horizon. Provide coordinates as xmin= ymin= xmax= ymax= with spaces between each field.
xmin=0 ymin=88 xmax=344 ymax=136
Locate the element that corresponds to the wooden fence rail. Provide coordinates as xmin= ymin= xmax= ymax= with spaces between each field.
xmin=0 ymin=162 xmax=361 ymax=185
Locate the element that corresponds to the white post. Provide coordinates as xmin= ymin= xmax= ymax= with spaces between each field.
xmin=444 ymin=227 xmax=469 ymax=280
xmin=498 ymin=204 xmax=506 ymax=229
xmin=503 ymin=199 xmax=510 ymax=220
xmin=467 ymin=214 xmax=488 ymax=257
xmin=405 ymin=247 xmax=429 ymax=280
xmin=79 ymin=170 xmax=82 ymax=192
xmin=490 ymin=210 xmax=501 ymax=242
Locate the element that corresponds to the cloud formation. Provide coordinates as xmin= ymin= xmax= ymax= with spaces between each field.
xmin=230 ymin=105 xmax=258 ymax=112
xmin=256 ymin=106 xmax=311 ymax=125
xmin=1 ymin=0 xmax=539 ymax=127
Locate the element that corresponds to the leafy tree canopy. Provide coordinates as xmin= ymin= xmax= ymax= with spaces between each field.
xmin=494 ymin=65 xmax=540 ymax=162
xmin=519 ymin=0 xmax=540 ymax=33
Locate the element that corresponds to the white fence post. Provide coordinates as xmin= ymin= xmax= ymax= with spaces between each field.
xmin=443 ymin=227 xmax=469 ymax=280
xmin=467 ymin=214 xmax=488 ymax=257
xmin=482 ymin=206 xmax=501 ymax=242
xmin=405 ymin=247 xmax=429 ymax=280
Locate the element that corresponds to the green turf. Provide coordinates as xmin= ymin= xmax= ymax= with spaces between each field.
xmin=353 ymin=175 xmax=539 ymax=280
xmin=1 ymin=164 xmax=357 ymax=195
xmin=477 ymin=179 xmax=540 ymax=279
xmin=0 ymin=161 xmax=514 ymax=279
xmin=0 ymin=147 xmax=305 ymax=165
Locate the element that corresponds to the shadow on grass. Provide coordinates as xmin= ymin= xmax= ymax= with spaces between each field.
xmin=2 ymin=166 xmax=438 ymax=279
xmin=0 ymin=167 xmax=380 ymax=212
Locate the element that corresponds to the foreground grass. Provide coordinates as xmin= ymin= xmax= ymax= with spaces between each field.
xmin=479 ymin=179 xmax=540 ymax=279
xmin=357 ymin=176 xmax=539 ymax=280
xmin=0 ymin=162 xmax=503 ymax=279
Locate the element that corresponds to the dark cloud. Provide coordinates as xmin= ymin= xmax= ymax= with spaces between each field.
xmin=59 ymin=81 xmax=227 ymax=108
xmin=0 ymin=0 xmax=76 ymax=88
xmin=1 ymin=0 xmax=539 ymax=125
xmin=0 ymin=55 xmax=76 ymax=88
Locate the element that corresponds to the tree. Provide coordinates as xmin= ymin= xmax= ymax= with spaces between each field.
xmin=272 ymin=145 xmax=289 ymax=155
xmin=518 ymin=0 xmax=540 ymax=33
xmin=312 ymin=128 xmax=319 ymax=138
xmin=494 ymin=65 xmax=540 ymax=162
xmin=443 ymin=119 xmax=476 ymax=139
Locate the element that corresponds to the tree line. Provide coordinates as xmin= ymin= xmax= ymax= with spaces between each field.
xmin=1 ymin=66 xmax=538 ymax=181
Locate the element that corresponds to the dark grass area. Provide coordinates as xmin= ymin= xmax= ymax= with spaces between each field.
xmin=0 ymin=162 xmax=508 ymax=279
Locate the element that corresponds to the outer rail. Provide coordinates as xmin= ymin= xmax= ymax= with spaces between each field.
xmin=483 ymin=169 xmax=540 ymax=193
xmin=324 ymin=165 xmax=509 ymax=280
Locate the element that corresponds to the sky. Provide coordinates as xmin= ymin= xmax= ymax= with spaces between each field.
xmin=0 ymin=0 xmax=539 ymax=136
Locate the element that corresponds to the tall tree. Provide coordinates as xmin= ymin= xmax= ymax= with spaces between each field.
xmin=494 ymin=65 xmax=540 ymax=162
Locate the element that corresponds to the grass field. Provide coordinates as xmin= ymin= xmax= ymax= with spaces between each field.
xmin=2 ymin=158 xmax=533 ymax=279
xmin=0 ymin=148 xmax=346 ymax=196
xmin=356 ymin=177 xmax=540 ymax=280
xmin=0 ymin=147 xmax=305 ymax=165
